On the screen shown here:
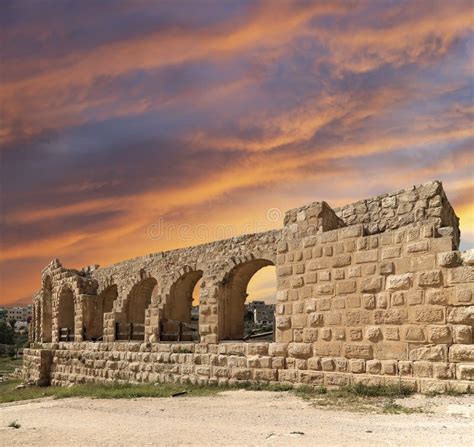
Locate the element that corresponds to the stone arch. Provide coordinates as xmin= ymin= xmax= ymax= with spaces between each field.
xmin=161 ymin=266 xmax=203 ymax=341
xmin=40 ymin=275 xmax=53 ymax=342
xmin=57 ymin=285 xmax=76 ymax=341
xmin=218 ymin=255 xmax=276 ymax=341
xmin=122 ymin=277 xmax=157 ymax=340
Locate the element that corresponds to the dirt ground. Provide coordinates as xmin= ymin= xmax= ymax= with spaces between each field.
xmin=0 ymin=390 xmax=472 ymax=446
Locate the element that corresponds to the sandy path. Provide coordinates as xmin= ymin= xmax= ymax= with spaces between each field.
xmin=0 ymin=390 xmax=473 ymax=446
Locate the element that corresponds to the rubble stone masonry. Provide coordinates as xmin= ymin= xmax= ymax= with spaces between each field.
xmin=24 ymin=181 xmax=473 ymax=393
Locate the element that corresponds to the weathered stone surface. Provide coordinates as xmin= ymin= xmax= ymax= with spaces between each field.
xmin=386 ymin=274 xmax=413 ymax=290
xmin=24 ymin=181 xmax=470 ymax=393
xmin=449 ymin=345 xmax=474 ymax=363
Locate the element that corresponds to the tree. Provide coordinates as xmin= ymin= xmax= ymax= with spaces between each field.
xmin=0 ymin=320 xmax=14 ymax=344
xmin=9 ymin=318 xmax=17 ymax=330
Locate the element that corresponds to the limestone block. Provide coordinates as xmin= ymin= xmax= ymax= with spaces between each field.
xmin=386 ymin=273 xmax=413 ymax=290
xmin=457 ymin=364 xmax=474 ymax=381
xmin=404 ymin=326 xmax=425 ymax=342
xmin=447 ymin=306 xmax=474 ymax=325
xmin=309 ymin=312 xmax=324 ymax=327
xmin=276 ymin=317 xmax=291 ymax=330
xmin=355 ymin=250 xmax=379 ymax=264
xmin=461 ymin=249 xmax=474 ymax=266
xmin=298 ymin=370 xmax=324 ymax=384
xmin=302 ymin=328 xmax=318 ymax=342
xmin=417 ymin=270 xmax=442 ymax=287
xmin=336 ymin=280 xmax=356 ymax=294
xmin=343 ymin=344 xmax=373 ymax=359
xmin=313 ymin=342 xmax=341 ymax=357
xmin=291 ymin=314 xmax=307 ymax=329
xmin=452 ymin=325 xmax=472 ymax=344
xmin=366 ymin=326 xmax=383 ymax=342
xmin=433 ymin=363 xmax=454 ymax=380
xmin=453 ymin=287 xmax=473 ymax=305
xmin=409 ymin=345 xmax=447 ymax=362
xmin=350 ymin=359 xmax=365 ymax=373
xmin=366 ymin=360 xmax=381 ymax=375
xmin=411 ymin=306 xmax=445 ymax=324
xmin=288 ymin=343 xmax=312 ymax=359
xmin=381 ymin=360 xmax=397 ymax=375
xmin=268 ymin=343 xmax=288 ymax=356
xmin=398 ymin=361 xmax=412 ymax=376
xmin=413 ymin=361 xmax=433 ymax=378
xmin=307 ymin=357 xmax=321 ymax=370
xmin=360 ymin=276 xmax=383 ymax=293
xmin=428 ymin=325 xmax=452 ymax=344
xmin=448 ymin=266 xmax=474 ymax=284
xmin=324 ymin=373 xmax=350 ymax=387
xmin=449 ymin=345 xmax=474 ymax=362
xmin=437 ymin=251 xmax=462 ymax=267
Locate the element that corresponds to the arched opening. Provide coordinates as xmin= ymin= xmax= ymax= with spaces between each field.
xmin=161 ymin=270 xmax=202 ymax=341
xmin=58 ymin=287 xmax=75 ymax=342
xmin=123 ymin=278 xmax=157 ymax=341
xmin=41 ymin=276 xmax=53 ymax=342
xmin=219 ymin=259 xmax=276 ymax=341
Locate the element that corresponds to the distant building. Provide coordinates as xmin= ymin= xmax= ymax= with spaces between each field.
xmin=246 ymin=301 xmax=275 ymax=326
xmin=1 ymin=305 xmax=33 ymax=322
xmin=191 ymin=305 xmax=199 ymax=321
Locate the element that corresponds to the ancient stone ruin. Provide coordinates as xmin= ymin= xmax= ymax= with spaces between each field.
xmin=24 ymin=181 xmax=473 ymax=393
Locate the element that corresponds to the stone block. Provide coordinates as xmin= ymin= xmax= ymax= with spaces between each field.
xmin=366 ymin=326 xmax=383 ymax=342
xmin=404 ymin=326 xmax=425 ymax=342
xmin=343 ymin=344 xmax=373 ymax=359
xmin=447 ymin=307 xmax=473 ymax=325
xmin=433 ymin=363 xmax=454 ymax=380
xmin=386 ymin=273 xmax=413 ymax=290
xmin=413 ymin=361 xmax=433 ymax=378
xmin=321 ymin=358 xmax=335 ymax=371
xmin=332 ymin=254 xmax=352 ymax=267
xmin=362 ymin=294 xmax=376 ymax=309
xmin=417 ymin=270 xmax=442 ymax=287
xmin=461 ymin=249 xmax=474 ymax=265
xmin=381 ymin=360 xmax=397 ymax=375
xmin=452 ymin=325 xmax=472 ymax=344
xmin=336 ymin=280 xmax=356 ymax=294
xmin=360 ymin=276 xmax=383 ymax=293
xmin=457 ymin=364 xmax=474 ymax=381
xmin=313 ymin=342 xmax=341 ymax=357
xmin=302 ymin=328 xmax=318 ymax=342
xmin=428 ymin=325 xmax=451 ymax=344
xmin=449 ymin=345 xmax=474 ymax=362
xmin=382 ymin=246 xmax=401 ymax=259
xmin=348 ymin=328 xmax=363 ymax=341
xmin=276 ymin=317 xmax=291 ymax=330
xmin=307 ymin=357 xmax=321 ymax=370
xmin=349 ymin=359 xmax=365 ymax=373
xmin=298 ymin=370 xmax=324 ymax=384
xmin=309 ymin=312 xmax=324 ymax=327
xmin=355 ymin=250 xmax=379 ymax=264
xmin=437 ymin=251 xmax=462 ymax=267
xmin=346 ymin=310 xmax=371 ymax=325
xmin=366 ymin=360 xmax=381 ymax=374
xmin=291 ymin=314 xmax=307 ymax=329
xmin=409 ymin=345 xmax=447 ymax=362
xmin=448 ymin=267 xmax=474 ymax=284
xmin=288 ymin=343 xmax=312 ymax=359
xmin=384 ymin=327 xmax=399 ymax=341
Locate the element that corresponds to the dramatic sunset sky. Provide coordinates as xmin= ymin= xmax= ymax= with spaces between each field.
xmin=0 ymin=0 xmax=473 ymax=306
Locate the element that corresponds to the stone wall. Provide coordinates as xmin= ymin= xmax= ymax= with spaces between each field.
xmin=24 ymin=181 xmax=473 ymax=393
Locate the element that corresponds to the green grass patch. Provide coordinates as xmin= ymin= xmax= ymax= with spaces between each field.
xmin=0 ymin=356 xmax=23 ymax=375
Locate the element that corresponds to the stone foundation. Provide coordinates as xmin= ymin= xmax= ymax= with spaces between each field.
xmin=24 ymin=181 xmax=473 ymax=392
